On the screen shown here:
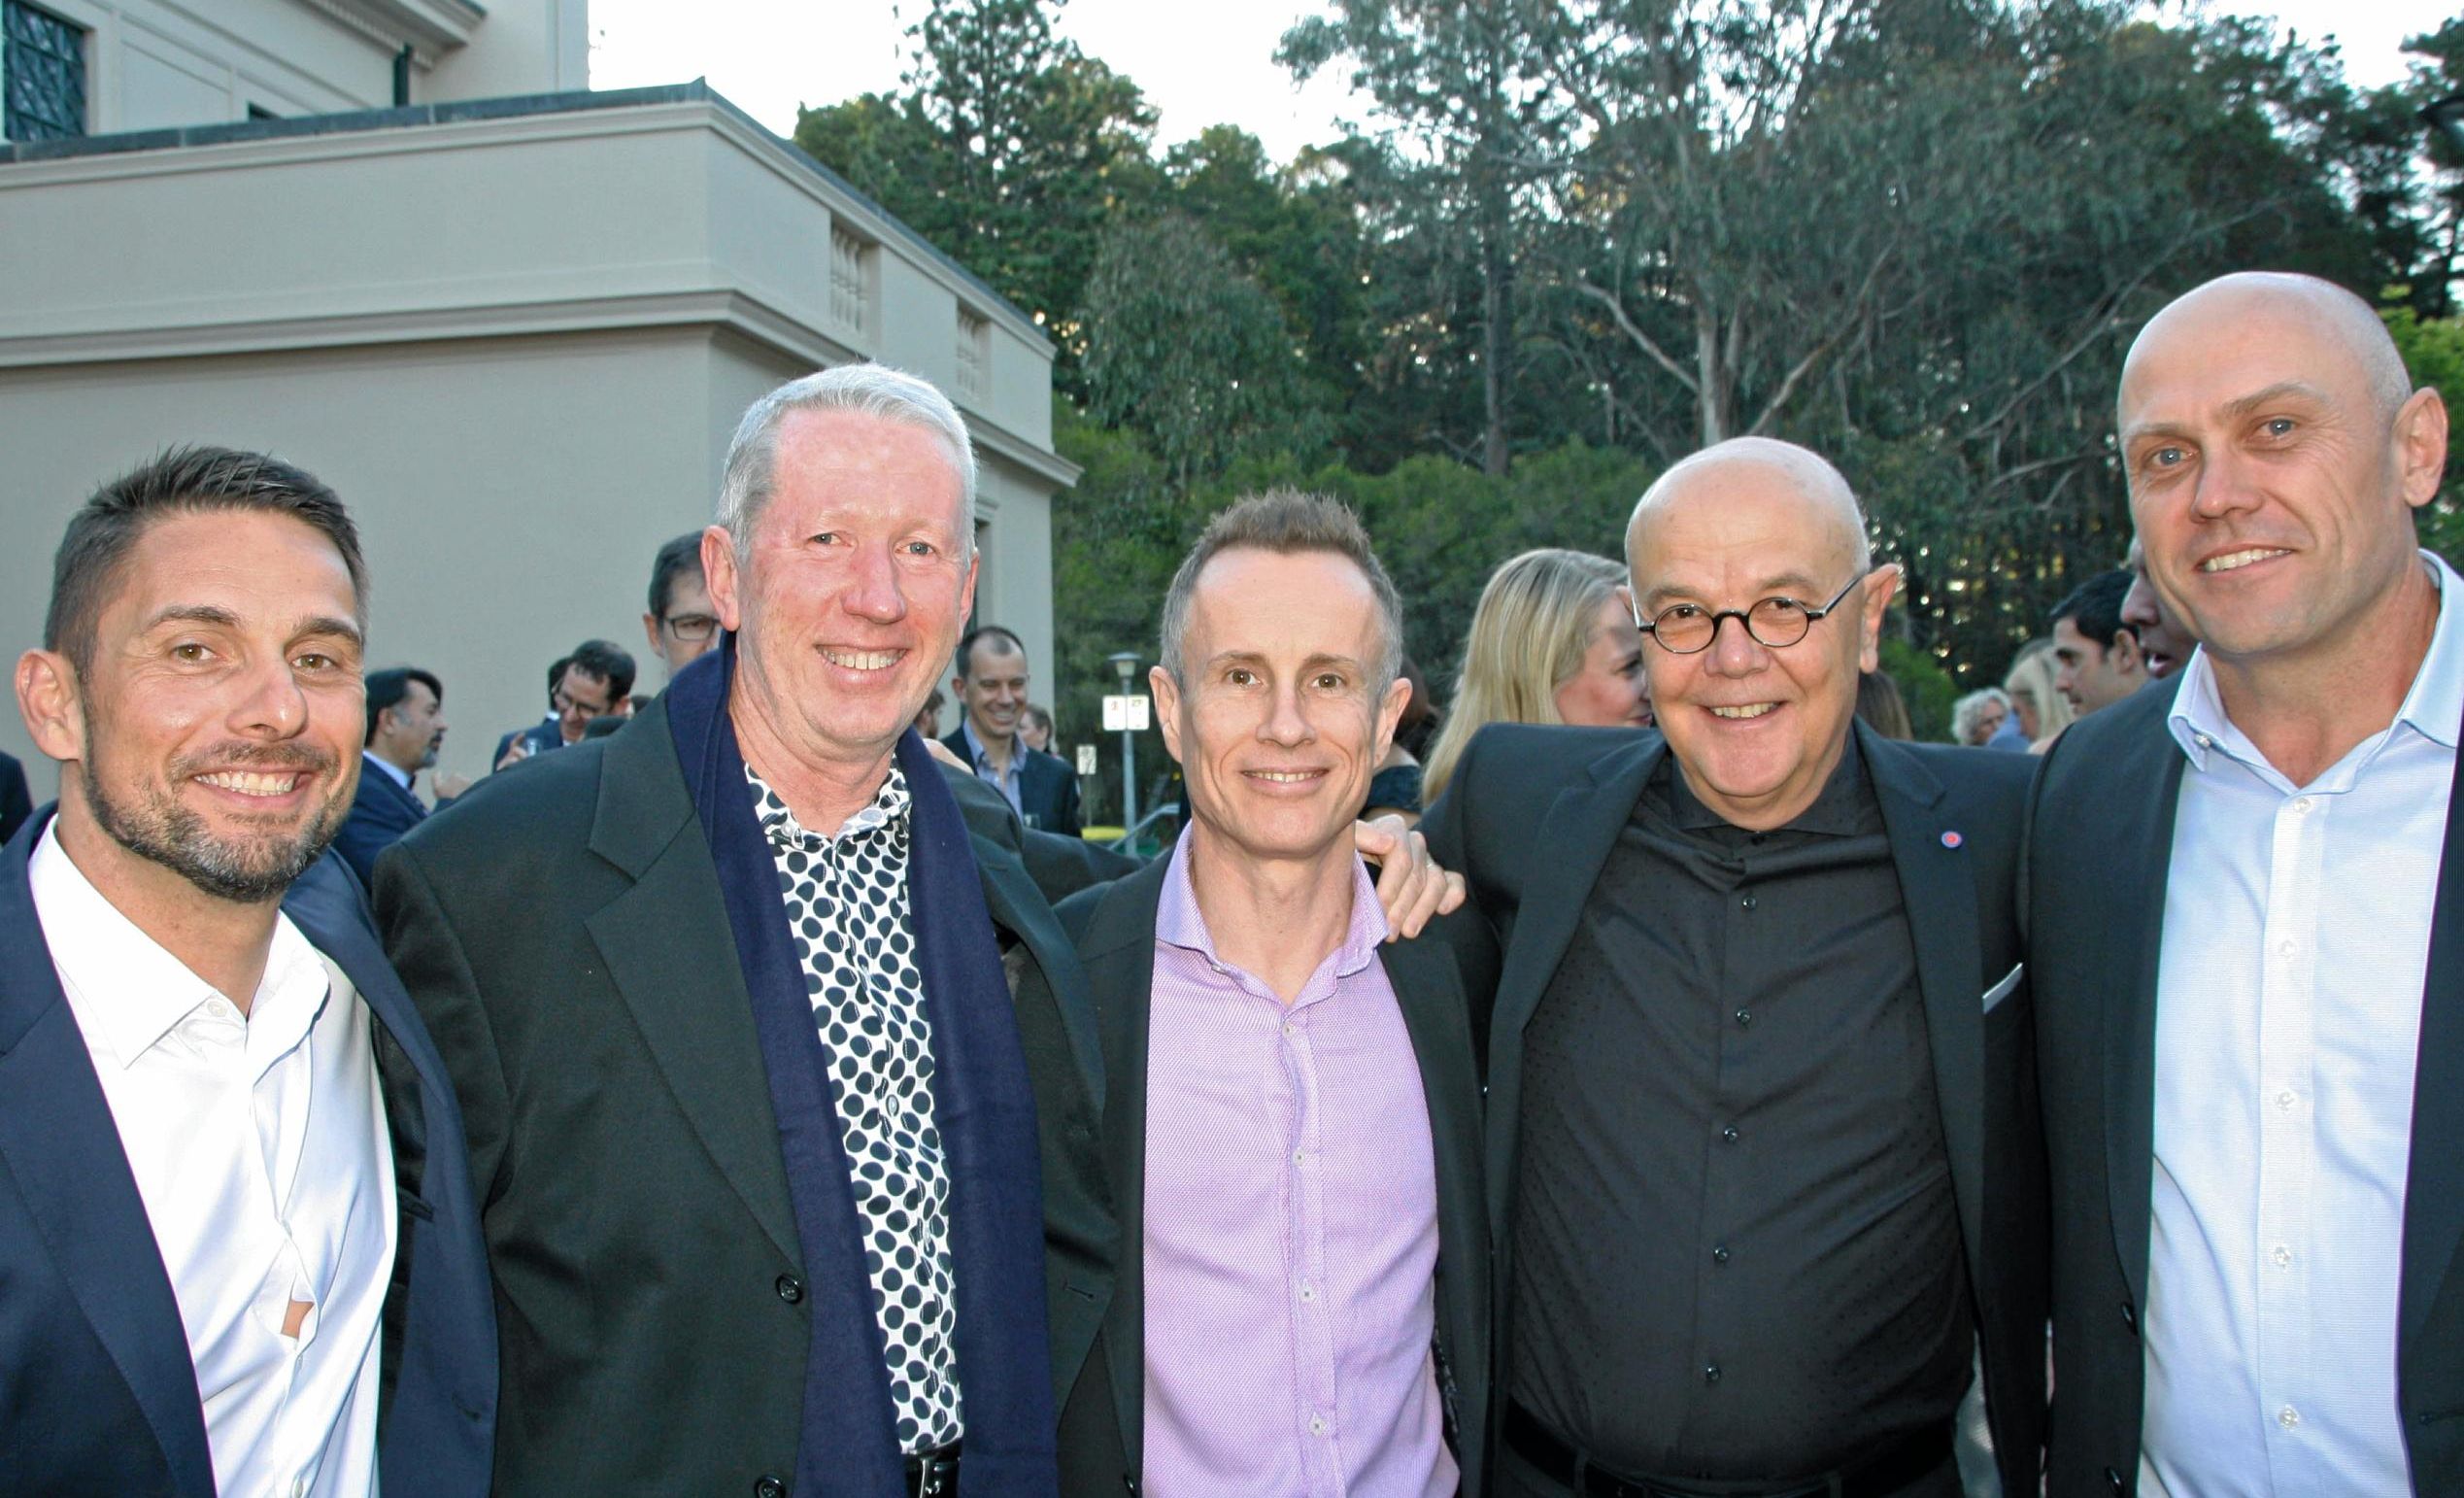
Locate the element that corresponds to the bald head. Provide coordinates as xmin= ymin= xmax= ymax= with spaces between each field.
xmin=2124 ymin=272 xmax=2412 ymax=432
xmin=1628 ymin=437 xmax=1873 ymax=578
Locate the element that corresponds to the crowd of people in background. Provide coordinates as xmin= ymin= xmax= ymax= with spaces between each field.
xmin=5 ymin=266 xmax=2459 ymax=1498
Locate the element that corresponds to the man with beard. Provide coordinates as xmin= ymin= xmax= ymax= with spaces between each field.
xmin=0 ymin=447 xmax=493 ymax=1495
xmin=336 ymin=665 xmax=467 ymax=886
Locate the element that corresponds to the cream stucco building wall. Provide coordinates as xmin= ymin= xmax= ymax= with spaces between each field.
xmin=0 ymin=81 xmax=1077 ymax=790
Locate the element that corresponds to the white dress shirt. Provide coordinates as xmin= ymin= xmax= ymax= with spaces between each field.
xmin=30 ymin=824 xmax=397 ymax=1498
xmin=2142 ymin=551 xmax=2461 ymax=1496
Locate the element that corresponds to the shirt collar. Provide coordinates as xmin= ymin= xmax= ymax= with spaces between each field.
xmin=2169 ymin=549 xmax=2464 ymax=772
xmin=362 ymin=749 xmax=413 ymax=792
xmin=27 ymin=821 xmax=329 ymax=1069
xmin=1665 ymin=730 xmax=1871 ymax=836
xmin=1155 ymin=825 xmax=1389 ymax=982
xmin=745 ymin=759 xmax=910 ymax=850
xmin=960 ymin=718 xmax=1020 ymax=779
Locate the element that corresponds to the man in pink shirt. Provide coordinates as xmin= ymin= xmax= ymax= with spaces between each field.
xmin=1054 ymin=489 xmax=1492 ymax=1497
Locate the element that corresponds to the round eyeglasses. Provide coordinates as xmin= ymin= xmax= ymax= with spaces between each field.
xmin=1633 ymin=574 xmax=1865 ymax=655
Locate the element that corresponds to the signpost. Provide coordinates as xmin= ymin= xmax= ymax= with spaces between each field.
xmin=1104 ymin=651 xmax=1145 ymax=839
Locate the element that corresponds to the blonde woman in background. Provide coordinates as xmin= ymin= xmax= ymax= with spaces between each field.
xmin=2002 ymin=638 xmax=2075 ymax=752
xmin=1423 ymin=548 xmax=1652 ymax=804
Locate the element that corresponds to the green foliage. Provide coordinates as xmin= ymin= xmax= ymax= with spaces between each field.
xmin=1879 ymin=637 xmax=1959 ymax=745
xmin=2385 ymin=301 xmax=2464 ymax=561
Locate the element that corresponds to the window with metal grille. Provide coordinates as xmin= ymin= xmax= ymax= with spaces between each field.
xmin=3 ymin=2 xmax=86 ymax=143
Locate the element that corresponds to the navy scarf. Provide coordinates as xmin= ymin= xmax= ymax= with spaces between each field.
xmin=666 ymin=641 xmax=1058 ymax=1497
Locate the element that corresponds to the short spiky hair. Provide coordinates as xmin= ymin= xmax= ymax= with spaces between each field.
xmin=1158 ymin=489 xmax=1403 ymax=691
xmin=45 ymin=446 xmax=366 ymax=674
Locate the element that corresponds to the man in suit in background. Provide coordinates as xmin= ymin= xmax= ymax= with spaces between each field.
xmin=335 ymin=666 xmax=467 ymax=886
xmin=0 ymin=747 xmax=29 ymax=844
xmin=1425 ymin=437 xmax=2043 ymax=1498
xmin=489 ymin=637 xmax=633 ymax=769
xmin=1 ymin=446 xmax=492 ymax=1496
xmin=1056 ymin=491 xmax=1491 ymax=1497
xmin=945 ymin=624 xmax=1083 ymax=834
xmin=2050 ymin=569 xmax=2150 ymax=720
xmin=2030 ymin=272 xmax=2461 ymax=1493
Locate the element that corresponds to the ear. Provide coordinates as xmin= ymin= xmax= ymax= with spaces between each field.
xmin=1374 ymin=672 xmax=1411 ymax=763
xmin=2110 ymin=628 xmax=2146 ymax=678
xmin=1856 ymin=564 xmax=1902 ymax=675
xmin=16 ymin=648 xmax=84 ymax=765
xmin=700 ymin=526 xmax=743 ymax=633
xmin=1149 ymin=664 xmax=1185 ymax=766
xmin=641 ymin=610 xmax=663 ymax=659
xmin=2396 ymin=387 xmax=2450 ymax=511
xmin=958 ymin=550 xmax=980 ymax=623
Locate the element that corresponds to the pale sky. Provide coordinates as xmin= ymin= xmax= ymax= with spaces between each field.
xmin=588 ymin=1 xmax=2439 ymax=161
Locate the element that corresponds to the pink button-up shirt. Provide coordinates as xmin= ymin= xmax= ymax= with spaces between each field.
xmin=1141 ymin=831 xmax=1453 ymax=1497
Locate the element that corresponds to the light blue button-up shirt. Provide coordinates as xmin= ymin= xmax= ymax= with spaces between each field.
xmin=960 ymin=717 xmax=1027 ymax=818
xmin=2142 ymin=551 xmax=2461 ymax=1496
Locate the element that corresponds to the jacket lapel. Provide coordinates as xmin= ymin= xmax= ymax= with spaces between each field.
xmin=1079 ymin=857 xmax=1169 ymax=1477
xmin=1484 ymin=735 xmax=1662 ymax=1237
xmin=1862 ymin=729 xmax=1987 ymax=1278
xmin=582 ymin=705 xmax=800 ymax=1265
xmin=2401 ymin=725 xmax=2464 ymax=1354
xmin=2101 ymin=711 xmax=2189 ymax=1306
xmin=0 ymin=813 xmax=216 ymax=1495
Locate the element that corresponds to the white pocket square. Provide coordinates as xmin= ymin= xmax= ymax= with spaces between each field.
xmin=1983 ymin=961 xmax=2024 ymax=1012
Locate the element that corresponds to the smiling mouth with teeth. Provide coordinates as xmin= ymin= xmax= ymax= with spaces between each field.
xmin=194 ymin=769 xmax=309 ymax=798
xmin=1707 ymin=703 xmax=1778 ymax=720
xmin=1245 ymin=769 xmax=1325 ymax=783
xmin=2200 ymin=547 xmax=2290 ymax=573
xmin=821 ymin=647 xmax=903 ymax=671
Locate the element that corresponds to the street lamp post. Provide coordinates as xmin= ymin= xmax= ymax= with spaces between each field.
xmin=1106 ymin=650 xmax=1141 ymax=838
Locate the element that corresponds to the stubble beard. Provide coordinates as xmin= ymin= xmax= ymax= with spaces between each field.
xmin=82 ymin=746 xmax=349 ymax=904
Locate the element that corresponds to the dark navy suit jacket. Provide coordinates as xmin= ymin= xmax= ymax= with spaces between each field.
xmin=0 ymin=809 xmax=497 ymax=1497
xmin=0 ymin=750 xmax=30 ymax=845
xmin=336 ymin=756 xmax=428 ymax=888
xmin=489 ymin=718 xmax=563 ymax=767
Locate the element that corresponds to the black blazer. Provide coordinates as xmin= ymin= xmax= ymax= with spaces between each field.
xmin=1421 ymin=722 xmax=2046 ymax=1495
xmin=489 ymin=719 xmax=562 ymax=767
xmin=1051 ymin=855 xmax=1495 ymax=1497
xmin=374 ymin=698 xmax=1109 ymax=1492
xmin=336 ymin=759 xmax=427 ymax=888
xmin=0 ymin=750 xmax=30 ymax=845
xmin=0 ymin=811 xmax=497 ymax=1497
xmin=2027 ymin=681 xmax=2464 ymax=1494
xmin=943 ymin=728 xmax=1085 ymax=836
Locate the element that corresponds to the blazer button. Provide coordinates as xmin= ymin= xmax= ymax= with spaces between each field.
xmin=2120 ymin=1300 xmax=2138 ymax=1335
xmin=756 ymin=1478 xmax=787 ymax=1498
xmin=776 ymin=1275 xmax=804 ymax=1305
xmin=2105 ymin=1467 xmax=2124 ymax=1494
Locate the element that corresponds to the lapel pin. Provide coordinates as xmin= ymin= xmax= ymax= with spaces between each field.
xmin=1941 ymin=830 xmax=1964 ymax=849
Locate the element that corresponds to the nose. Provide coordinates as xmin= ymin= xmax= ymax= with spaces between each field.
xmin=2188 ymin=442 xmax=2265 ymax=522
xmin=843 ymin=541 xmax=908 ymax=624
xmin=1259 ymin=678 xmax=1315 ymax=747
xmin=1703 ymin=612 xmax=1770 ymax=678
xmin=229 ymin=653 xmax=310 ymax=738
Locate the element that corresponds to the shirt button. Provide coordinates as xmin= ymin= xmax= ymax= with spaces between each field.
xmin=2291 ymin=796 xmax=2314 ymax=815
xmin=1720 ymin=1125 xmax=1740 ymax=1144
xmin=2278 ymin=938 xmax=2298 ymax=958
xmin=2278 ymin=1405 xmax=2301 ymax=1429
xmin=1738 ymin=893 xmax=1757 ymax=910
xmin=1293 ymin=1148 xmax=1306 ymax=1166
xmin=1711 ymin=1244 xmax=1731 ymax=1265
xmin=775 ymin=1275 xmax=804 ymax=1304
xmin=2195 ymin=733 xmax=2214 ymax=750
xmin=2273 ymin=1245 xmax=2294 ymax=1269
xmin=1299 ymin=1283 xmax=1317 ymax=1303
xmin=2277 ymin=1089 xmax=2298 ymax=1110
xmin=1703 ymin=1363 xmax=1721 ymax=1384
xmin=1735 ymin=1008 xmax=1753 ymax=1029
xmin=1308 ymin=1414 xmax=1329 ymax=1437
xmin=1281 ymin=1020 xmax=1297 ymax=1037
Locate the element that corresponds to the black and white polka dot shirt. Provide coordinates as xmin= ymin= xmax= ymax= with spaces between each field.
xmin=747 ymin=761 xmax=963 ymax=1453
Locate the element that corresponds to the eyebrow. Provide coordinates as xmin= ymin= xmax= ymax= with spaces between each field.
xmin=142 ymin=604 xmax=363 ymax=646
xmin=1203 ymin=650 xmax=1367 ymax=675
xmin=2122 ymin=380 xmax=2336 ymax=446
xmin=1638 ymin=571 xmax=1828 ymax=612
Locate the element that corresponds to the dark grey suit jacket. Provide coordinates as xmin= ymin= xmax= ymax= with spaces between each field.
xmin=1050 ymin=855 xmax=1495 ymax=1497
xmin=374 ymin=700 xmax=1109 ymax=1491
xmin=2028 ymin=680 xmax=2464 ymax=1494
xmin=1421 ymin=721 xmax=2046 ymax=1496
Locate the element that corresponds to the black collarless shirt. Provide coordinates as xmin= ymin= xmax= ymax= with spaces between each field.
xmin=1508 ymin=738 xmax=1970 ymax=1481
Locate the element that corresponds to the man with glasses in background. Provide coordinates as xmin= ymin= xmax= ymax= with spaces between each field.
xmin=642 ymin=531 xmax=723 ymax=691
xmin=491 ymin=638 xmax=635 ymax=769
xmin=1423 ymin=436 xmax=2045 ymax=1498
